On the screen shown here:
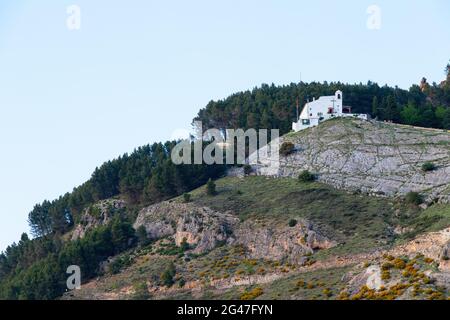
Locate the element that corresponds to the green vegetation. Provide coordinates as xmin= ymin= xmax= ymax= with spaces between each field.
xmin=0 ymin=142 xmax=225 ymax=299
xmin=288 ymin=219 xmax=298 ymax=227
xmin=421 ymin=162 xmax=437 ymax=172
xmin=26 ymin=142 xmax=225 ymax=239
xmin=206 ymin=179 xmax=217 ymax=196
xmin=279 ymin=142 xmax=295 ymax=156
xmin=161 ymin=263 xmax=176 ymax=287
xmin=193 ymin=177 xmax=395 ymax=253
xmin=195 ymin=63 xmax=450 ymax=137
xmin=405 ymin=192 xmax=423 ymax=206
xmin=396 ymin=204 xmax=450 ymax=240
xmin=240 ymin=287 xmax=263 ymax=300
xmin=0 ymin=217 xmax=136 ymax=299
xmin=243 ymin=164 xmax=252 ymax=175
xmin=132 ymin=282 xmax=150 ymax=300
xmin=298 ymin=170 xmax=315 ymax=183
xmin=183 ymin=193 xmax=192 ymax=203
xmin=349 ymin=255 xmax=447 ymax=300
xmin=136 ymin=225 xmax=150 ymax=247
xmin=109 ymin=254 xmax=134 ymax=275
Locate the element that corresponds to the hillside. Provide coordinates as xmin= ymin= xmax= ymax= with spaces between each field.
xmin=60 ymin=119 xmax=450 ymax=300
xmin=1 ymin=117 xmax=449 ymax=300
xmin=253 ymin=118 xmax=450 ymax=203
xmin=62 ymin=176 xmax=450 ymax=300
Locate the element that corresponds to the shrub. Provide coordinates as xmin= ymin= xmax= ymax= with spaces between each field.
xmin=243 ymin=164 xmax=253 ymax=175
xmin=296 ymin=280 xmax=306 ymax=288
xmin=322 ymin=288 xmax=333 ymax=298
xmin=393 ymin=258 xmax=406 ymax=269
xmin=298 ymin=170 xmax=315 ymax=183
xmin=160 ymin=263 xmax=176 ymax=287
xmin=306 ymin=283 xmax=316 ymax=289
xmin=136 ymin=225 xmax=151 ymax=247
xmin=288 ymin=219 xmax=298 ymax=227
xmin=381 ymin=262 xmax=393 ymax=271
xmin=132 ymin=282 xmax=150 ymax=300
xmin=206 ymin=179 xmax=217 ymax=196
xmin=109 ymin=255 xmax=133 ymax=274
xmin=180 ymin=237 xmax=190 ymax=252
xmin=421 ymin=162 xmax=436 ymax=172
xmin=240 ymin=287 xmax=264 ymax=300
xmin=183 ymin=193 xmax=191 ymax=203
xmin=424 ymin=257 xmax=434 ymax=264
xmin=279 ymin=142 xmax=295 ymax=156
xmin=405 ymin=192 xmax=423 ymax=205
xmin=381 ymin=270 xmax=391 ymax=281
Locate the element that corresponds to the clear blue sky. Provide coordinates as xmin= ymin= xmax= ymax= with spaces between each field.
xmin=1 ymin=0 xmax=449 ymax=251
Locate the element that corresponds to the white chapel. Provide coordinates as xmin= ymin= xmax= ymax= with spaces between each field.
xmin=292 ymin=90 xmax=369 ymax=132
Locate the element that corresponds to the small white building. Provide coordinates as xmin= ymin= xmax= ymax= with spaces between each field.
xmin=292 ymin=90 xmax=369 ymax=132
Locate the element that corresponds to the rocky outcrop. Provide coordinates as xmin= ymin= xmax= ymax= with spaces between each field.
xmin=71 ymin=199 xmax=127 ymax=241
xmin=133 ymin=201 xmax=336 ymax=261
xmin=439 ymin=241 xmax=450 ymax=272
xmin=252 ymin=119 xmax=450 ymax=203
xmin=134 ymin=202 xmax=239 ymax=254
xmin=346 ymin=265 xmax=384 ymax=293
xmin=389 ymin=227 xmax=450 ymax=264
xmin=235 ymin=220 xmax=336 ymax=264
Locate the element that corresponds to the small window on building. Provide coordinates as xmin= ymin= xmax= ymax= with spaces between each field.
xmin=317 ymin=112 xmax=323 ymax=117
xmin=338 ymin=94 xmax=341 ymax=99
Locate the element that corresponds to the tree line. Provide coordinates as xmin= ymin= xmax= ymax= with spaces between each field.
xmin=0 ymin=141 xmax=225 ymax=299
xmin=195 ymin=62 xmax=450 ymax=135
xmin=27 ymin=141 xmax=225 ymax=238
xmin=0 ymin=217 xmax=136 ymax=299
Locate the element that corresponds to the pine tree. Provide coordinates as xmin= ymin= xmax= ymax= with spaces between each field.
xmin=371 ymin=96 xmax=379 ymax=119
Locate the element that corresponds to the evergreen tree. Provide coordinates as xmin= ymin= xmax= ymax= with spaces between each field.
xmin=371 ymin=96 xmax=379 ymax=119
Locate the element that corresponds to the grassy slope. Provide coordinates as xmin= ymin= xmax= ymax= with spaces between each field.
xmin=192 ymin=177 xmax=394 ymax=252
xmin=65 ymin=176 xmax=450 ymax=300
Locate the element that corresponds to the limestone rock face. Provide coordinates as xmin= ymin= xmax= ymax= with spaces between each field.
xmin=133 ymin=201 xmax=336 ymax=260
xmin=71 ymin=199 xmax=127 ymax=241
xmin=252 ymin=119 xmax=450 ymax=203
xmin=390 ymin=227 xmax=450 ymax=262
xmin=347 ymin=265 xmax=384 ymax=292
xmin=235 ymin=220 xmax=336 ymax=264
xmin=134 ymin=202 xmax=239 ymax=254
xmin=439 ymin=241 xmax=450 ymax=272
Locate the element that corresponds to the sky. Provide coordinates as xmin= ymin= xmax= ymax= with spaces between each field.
xmin=0 ymin=0 xmax=449 ymax=251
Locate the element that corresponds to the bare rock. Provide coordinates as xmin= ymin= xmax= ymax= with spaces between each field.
xmin=252 ymin=119 xmax=450 ymax=203
xmin=133 ymin=201 xmax=336 ymax=261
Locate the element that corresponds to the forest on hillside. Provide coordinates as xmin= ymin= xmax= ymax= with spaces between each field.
xmin=0 ymin=142 xmax=224 ymax=299
xmin=195 ymin=62 xmax=450 ymax=135
xmin=1 ymin=61 xmax=450 ymax=299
